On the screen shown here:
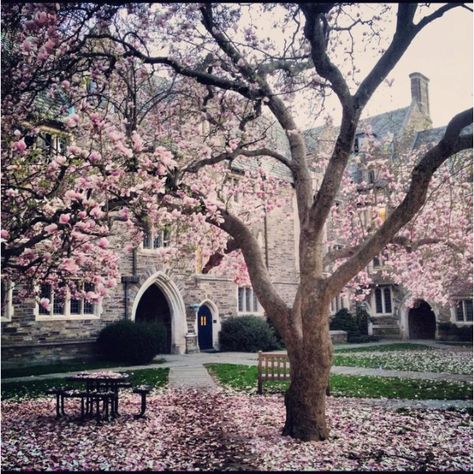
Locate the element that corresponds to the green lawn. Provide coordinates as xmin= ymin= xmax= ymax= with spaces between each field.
xmin=334 ymin=343 xmax=434 ymax=353
xmin=1 ymin=368 xmax=169 ymax=401
xmin=2 ymin=358 xmax=166 ymax=379
xmin=333 ymin=351 xmax=472 ymax=375
xmin=206 ymin=363 xmax=473 ymax=400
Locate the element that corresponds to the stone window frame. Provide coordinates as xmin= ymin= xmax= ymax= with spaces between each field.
xmin=237 ymin=286 xmax=263 ymax=315
xmin=372 ymin=285 xmax=393 ymax=316
xmin=1 ymin=279 xmax=14 ymax=322
xmin=23 ymin=124 xmax=69 ymax=156
xmin=140 ymin=228 xmax=171 ymax=252
xmin=330 ymin=293 xmax=347 ymax=314
xmin=451 ymin=298 xmax=473 ymax=325
xmin=35 ymin=282 xmax=102 ymax=321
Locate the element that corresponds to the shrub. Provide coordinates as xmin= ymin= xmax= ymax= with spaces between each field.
xmin=437 ymin=322 xmax=473 ymax=342
xmin=330 ymin=309 xmax=359 ymax=339
xmin=456 ymin=325 xmax=473 ymax=342
xmin=219 ymin=315 xmax=280 ymax=352
xmin=330 ymin=307 xmax=377 ymax=343
xmin=347 ymin=335 xmax=380 ymax=343
xmin=97 ymin=320 xmax=166 ymax=364
xmin=138 ymin=321 xmax=169 ymax=354
xmin=355 ymin=306 xmax=370 ymax=335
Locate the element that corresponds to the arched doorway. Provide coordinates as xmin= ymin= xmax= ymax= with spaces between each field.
xmin=131 ymin=272 xmax=188 ymax=354
xmin=135 ymin=284 xmax=171 ymax=353
xmin=408 ymin=300 xmax=436 ymax=339
xmin=198 ymin=304 xmax=213 ymax=350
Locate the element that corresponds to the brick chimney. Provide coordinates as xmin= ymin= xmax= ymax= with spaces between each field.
xmin=409 ymin=72 xmax=430 ymax=117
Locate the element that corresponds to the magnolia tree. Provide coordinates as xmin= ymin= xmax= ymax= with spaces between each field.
xmin=1 ymin=3 xmax=473 ymax=442
xmin=1 ymin=3 xmax=287 ymax=300
xmin=326 ymin=136 xmax=473 ymax=306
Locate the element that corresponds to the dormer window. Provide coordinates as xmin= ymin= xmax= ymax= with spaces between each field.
xmin=353 ymin=133 xmax=377 ymax=154
xmin=37 ymin=132 xmax=67 ymax=156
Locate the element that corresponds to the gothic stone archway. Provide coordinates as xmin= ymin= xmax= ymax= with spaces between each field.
xmin=135 ymin=284 xmax=172 ymax=353
xmin=408 ymin=300 xmax=436 ymax=339
xmin=131 ymin=272 xmax=187 ymax=354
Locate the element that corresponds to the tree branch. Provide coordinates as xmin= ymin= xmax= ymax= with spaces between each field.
xmin=86 ymin=34 xmax=265 ymax=100
xmin=210 ymin=209 xmax=291 ymax=336
xmin=327 ymin=108 xmax=473 ymax=295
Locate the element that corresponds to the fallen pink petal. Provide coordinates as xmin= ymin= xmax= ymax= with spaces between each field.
xmin=2 ymin=389 xmax=472 ymax=471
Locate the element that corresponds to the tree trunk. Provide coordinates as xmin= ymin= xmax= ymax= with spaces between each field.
xmin=282 ymin=335 xmax=332 ymax=441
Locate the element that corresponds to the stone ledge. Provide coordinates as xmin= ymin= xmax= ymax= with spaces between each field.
xmin=1 ymin=338 xmax=96 ymax=349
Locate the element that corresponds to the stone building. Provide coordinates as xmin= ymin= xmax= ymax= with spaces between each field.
xmin=305 ymin=72 xmax=472 ymax=340
xmin=1 ymin=72 xmax=472 ymax=367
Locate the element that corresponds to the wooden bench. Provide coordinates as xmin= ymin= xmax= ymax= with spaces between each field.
xmin=257 ymin=351 xmax=290 ymax=394
xmin=257 ymin=351 xmax=330 ymax=395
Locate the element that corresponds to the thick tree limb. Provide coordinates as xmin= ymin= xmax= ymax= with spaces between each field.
xmin=199 ymin=4 xmax=313 ymax=221
xmin=325 ymin=236 xmax=465 ymax=265
xmin=201 ymin=238 xmax=239 ymax=274
xmin=300 ymin=3 xmax=351 ymax=106
xmin=210 ymin=209 xmax=291 ymax=338
xmin=327 ymin=108 xmax=473 ymax=295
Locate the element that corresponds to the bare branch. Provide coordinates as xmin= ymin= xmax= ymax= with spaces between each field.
xmin=86 ymin=34 xmax=265 ymax=100
xmin=415 ymin=3 xmax=467 ymax=32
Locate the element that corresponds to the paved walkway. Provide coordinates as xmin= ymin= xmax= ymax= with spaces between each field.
xmin=4 ymin=340 xmax=472 ymax=388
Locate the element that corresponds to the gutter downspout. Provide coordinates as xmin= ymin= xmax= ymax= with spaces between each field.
xmin=121 ymin=249 xmax=139 ymax=320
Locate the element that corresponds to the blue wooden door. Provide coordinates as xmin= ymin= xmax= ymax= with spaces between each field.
xmin=198 ymin=305 xmax=213 ymax=350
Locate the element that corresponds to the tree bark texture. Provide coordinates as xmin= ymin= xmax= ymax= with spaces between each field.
xmin=282 ymin=310 xmax=332 ymax=441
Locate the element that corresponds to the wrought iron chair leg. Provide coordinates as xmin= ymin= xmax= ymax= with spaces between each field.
xmin=80 ymin=396 xmax=86 ymax=422
xmin=134 ymin=393 xmax=147 ymax=419
xmin=60 ymin=393 xmax=66 ymax=416
xmin=95 ymin=397 xmax=101 ymax=425
xmin=55 ymin=393 xmax=62 ymax=419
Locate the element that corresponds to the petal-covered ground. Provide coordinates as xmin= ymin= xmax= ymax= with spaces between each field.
xmin=2 ymin=388 xmax=472 ymax=471
xmin=334 ymin=349 xmax=473 ymax=375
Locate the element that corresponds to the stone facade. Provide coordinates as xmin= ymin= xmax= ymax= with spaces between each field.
xmin=1 ymin=72 xmax=471 ymax=367
xmin=1 ymin=183 xmax=301 ymax=365
xmin=307 ymin=73 xmax=472 ymax=339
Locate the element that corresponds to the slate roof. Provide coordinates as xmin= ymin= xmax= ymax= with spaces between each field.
xmin=357 ymin=107 xmax=410 ymax=139
xmin=304 ymin=107 xmax=410 ymax=154
xmin=30 ymin=89 xmax=72 ymax=126
xmin=412 ymin=124 xmax=473 ymax=149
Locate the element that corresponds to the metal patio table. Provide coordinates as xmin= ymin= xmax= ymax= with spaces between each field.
xmin=65 ymin=370 xmax=130 ymax=422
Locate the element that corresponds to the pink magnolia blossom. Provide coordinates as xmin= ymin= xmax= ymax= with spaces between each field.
xmin=97 ymin=237 xmax=109 ymax=249
xmin=14 ymin=139 xmax=27 ymax=153
xmin=62 ymin=258 xmax=79 ymax=274
xmin=39 ymin=298 xmax=50 ymax=311
xmin=44 ymin=223 xmax=58 ymax=234
xmin=58 ymin=214 xmax=71 ymax=225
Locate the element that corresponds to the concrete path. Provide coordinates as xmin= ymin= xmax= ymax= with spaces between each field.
xmin=3 ymin=340 xmax=472 ymax=410
xmin=167 ymin=361 xmax=217 ymax=391
xmin=3 ymin=341 xmax=472 ymax=385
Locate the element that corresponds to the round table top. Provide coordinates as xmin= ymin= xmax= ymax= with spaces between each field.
xmin=66 ymin=370 xmax=129 ymax=382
